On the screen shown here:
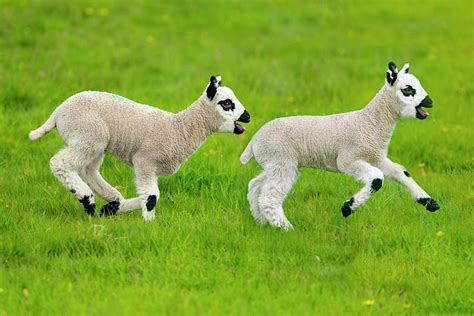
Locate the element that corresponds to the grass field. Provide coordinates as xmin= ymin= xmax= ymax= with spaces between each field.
xmin=1 ymin=0 xmax=473 ymax=314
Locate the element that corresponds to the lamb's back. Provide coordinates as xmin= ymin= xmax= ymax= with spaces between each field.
xmin=252 ymin=113 xmax=360 ymax=170
xmin=55 ymin=91 xmax=172 ymax=164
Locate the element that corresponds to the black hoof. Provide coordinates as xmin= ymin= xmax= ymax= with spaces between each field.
xmin=100 ymin=201 xmax=120 ymax=217
xmin=426 ymin=199 xmax=440 ymax=212
xmin=417 ymin=197 xmax=440 ymax=212
xmin=79 ymin=195 xmax=95 ymax=216
xmin=341 ymin=198 xmax=354 ymax=218
xmin=84 ymin=205 xmax=96 ymax=216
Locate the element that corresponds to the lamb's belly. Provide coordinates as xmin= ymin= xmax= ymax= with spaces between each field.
xmin=297 ymin=140 xmax=339 ymax=171
xmin=106 ymin=138 xmax=140 ymax=165
xmin=299 ymin=151 xmax=338 ymax=172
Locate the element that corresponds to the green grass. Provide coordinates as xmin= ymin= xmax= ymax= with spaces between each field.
xmin=1 ymin=0 xmax=473 ymax=314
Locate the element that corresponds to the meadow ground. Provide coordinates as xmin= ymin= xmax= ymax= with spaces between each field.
xmin=0 ymin=0 xmax=473 ymax=314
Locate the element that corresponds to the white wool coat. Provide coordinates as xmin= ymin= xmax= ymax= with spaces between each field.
xmin=30 ymin=91 xmax=225 ymax=176
xmin=241 ymin=84 xmax=399 ymax=173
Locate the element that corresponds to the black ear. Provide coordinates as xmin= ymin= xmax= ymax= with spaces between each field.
xmin=386 ymin=61 xmax=398 ymax=86
xmin=401 ymin=63 xmax=410 ymax=74
xmin=206 ymin=75 xmax=221 ymax=100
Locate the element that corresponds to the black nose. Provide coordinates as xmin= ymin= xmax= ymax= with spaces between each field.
xmin=237 ymin=110 xmax=250 ymax=123
xmin=419 ymin=95 xmax=433 ymax=108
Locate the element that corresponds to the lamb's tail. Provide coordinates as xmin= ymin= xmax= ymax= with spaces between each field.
xmin=240 ymin=141 xmax=254 ymax=164
xmin=29 ymin=113 xmax=56 ymax=140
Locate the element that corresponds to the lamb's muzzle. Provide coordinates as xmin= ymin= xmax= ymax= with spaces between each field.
xmin=238 ymin=110 xmax=251 ymax=123
xmin=234 ymin=110 xmax=251 ymax=134
xmin=416 ymin=95 xmax=433 ymax=120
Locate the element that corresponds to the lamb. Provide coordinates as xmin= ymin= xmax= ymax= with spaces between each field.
xmin=240 ymin=62 xmax=440 ymax=230
xmin=29 ymin=75 xmax=250 ymax=221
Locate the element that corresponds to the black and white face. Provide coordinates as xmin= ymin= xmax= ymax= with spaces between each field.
xmin=386 ymin=62 xmax=433 ymax=120
xmin=206 ymin=75 xmax=250 ymax=134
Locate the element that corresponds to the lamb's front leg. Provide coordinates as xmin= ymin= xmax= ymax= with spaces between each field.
xmin=337 ymin=159 xmax=384 ymax=217
xmin=102 ymin=197 xmax=142 ymax=216
xmin=133 ymin=159 xmax=159 ymax=222
xmin=379 ymin=158 xmax=440 ymax=212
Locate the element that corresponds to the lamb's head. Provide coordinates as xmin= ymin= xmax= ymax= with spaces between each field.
xmin=386 ymin=62 xmax=433 ymax=120
xmin=205 ymin=75 xmax=250 ymax=134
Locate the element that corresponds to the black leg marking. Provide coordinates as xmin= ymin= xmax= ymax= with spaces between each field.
xmin=403 ymin=171 xmax=410 ymax=177
xmin=79 ymin=195 xmax=95 ymax=216
xmin=100 ymin=201 xmax=120 ymax=217
xmin=426 ymin=199 xmax=440 ymax=212
xmin=146 ymin=195 xmax=157 ymax=211
xmin=417 ymin=197 xmax=430 ymax=206
xmin=417 ymin=197 xmax=440 ymax=212
xmin=370 ymin=178 xmax=383 ymax=192
xmin=341 ymin=197 xmax=354 ymax=218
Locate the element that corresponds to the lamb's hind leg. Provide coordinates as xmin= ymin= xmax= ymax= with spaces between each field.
xmin=247 ymin=171 xmax=268 ymax=225
xmin=258 ymin=164 xmax=299 ymax=230
xmin=79 ymin=154 xmax=125 ymax=217
xmin=50 ymin=146 xmax=102 ymax=216
xmin=337 ymin=159 xmax=384 ymax=217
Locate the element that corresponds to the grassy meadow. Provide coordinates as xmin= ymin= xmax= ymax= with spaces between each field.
xmin=0 ymin=0 xmax=473 ymax=314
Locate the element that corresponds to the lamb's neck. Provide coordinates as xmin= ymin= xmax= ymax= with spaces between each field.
xmin=172 ymin=96 xmax=218 ymax=160
xmin=360 ymin=84 xmax=400 ymax=148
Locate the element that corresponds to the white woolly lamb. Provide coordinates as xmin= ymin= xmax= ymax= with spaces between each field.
xmin=240 ymin=62 xmax=440 ymax=230
xmin=29 ymin=75 xmax=250 ymax=221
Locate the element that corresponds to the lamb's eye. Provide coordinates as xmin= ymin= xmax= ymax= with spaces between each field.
xmin=401 ymin=85 xmax=416 ymax=97
xmin=218 ymin=99 xmax=235 ymax=111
